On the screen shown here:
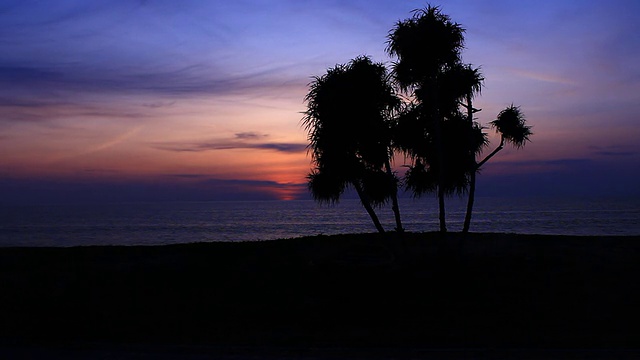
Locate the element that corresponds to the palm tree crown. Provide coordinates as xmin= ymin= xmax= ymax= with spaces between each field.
xmin=490 ymin=105 xmax=532 ymax=148
xmin=303 ymin=56 xmax=399 ymax=174
xmin=386 ymin=5 xmax=465 ymax=92
xmin=303 ymin=56 xmax=401 ymax=232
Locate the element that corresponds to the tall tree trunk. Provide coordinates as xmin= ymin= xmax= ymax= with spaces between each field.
xmin=463 ymin=170 xmax=476 ymax=233
xmin=435 ymin=112 xmax=448 ymax=233
xmin=463 ymin=93 xmax=478 ymax=234
xmin=353 ymin=181 xmax=385 ymax=233
xmin=437 ymin=187 xmax=447 ymax=233
xmin=428 ymin=78 xmax=447 ymax=233
xmin=384 ymin=158 xmax=404 ymax=232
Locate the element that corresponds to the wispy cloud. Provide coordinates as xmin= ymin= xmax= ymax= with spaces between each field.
xmin=234 ymin=132 xmax=267 ymax=140
xmin=0 ymin=62 xmax=304 ymax=98
xmin=199 ymin=178 xmax=305 ymax=188
xmin=0 ymin=175 xmax=308 ymax=203
xmin=0 ymin=65 xmax=59 ymax=82
xmin=164 ymin=173 xmax=210 ymax=179
xmin=142 ymin=101 xmax=176 ymax=108
xmin=588 ymin=145 xmax=637 ymax=157
xmin=507 ymin=68 xmax=575 ymax=85
xmin=154 ymin=141 xmax=307 ymax=154
xmin=594 ymin=151 xmax=636 ymax=157
xmin=252 ymin=143 xmax=307 ymax=152
xmin=481 ymin=158 xmax=595 ymax=176
xmin=0 ymin=97 xmax=152 ymax=123
xmin=163 ymin=175 xmax=308 ymax=201
xmin=536 ymin=158 xmax=593 ymax=166
xmin=153 ymin=134 xmax=307 ymax=154
xmin=495 ymin=158 xmax=593 ymax=168
xmin=162 ymin=174 xmax=302 ymax=187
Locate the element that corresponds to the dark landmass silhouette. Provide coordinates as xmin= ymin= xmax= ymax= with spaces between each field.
xmin=1 ymin=232 xmax=639 ymax=358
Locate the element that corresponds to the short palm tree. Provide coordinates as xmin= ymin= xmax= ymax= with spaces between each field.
xmin=481 ymin=105 xmax=532 ymax=168
xmin=463 ymin=104 xmax=532 ymax=232
xmin=303 ymin=56 xmax=403 ymax=233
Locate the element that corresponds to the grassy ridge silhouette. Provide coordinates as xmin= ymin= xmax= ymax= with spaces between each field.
xmin=1 ymin=232 xmax=638 ymax=349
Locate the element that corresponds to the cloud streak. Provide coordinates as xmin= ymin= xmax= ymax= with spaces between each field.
xmin=507 ymin=68 xmax=575 ymax=86
xmin=154 ymin=141 xmax=307 ymax=154
xmin=153 ymin=133 xmax=307 ymax=154
xmin=0 ymin=62 xmax=306 ymax=99
xmin=588 ymin=145 xmax=638 ymax=158
xmin=0 ymin=176 xmax=308 ymax=204
xmin=489 ymin=158 xmax=593 ymax=169
xmin=0 ymin=97 xmax=153 ymax=123
xmin=594 ymin=151 xmax=636 ymax=157
xmin=234 ymin=132 xmax=267 ymax=140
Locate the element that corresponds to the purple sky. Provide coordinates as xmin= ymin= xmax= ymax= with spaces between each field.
xmin=1 ymin=0 xmax=639 ymax=203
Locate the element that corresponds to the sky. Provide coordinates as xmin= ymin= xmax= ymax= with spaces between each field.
xmin=1 ymin=0 xmax=639 ymax=203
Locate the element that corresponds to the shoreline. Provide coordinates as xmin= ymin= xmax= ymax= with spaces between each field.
xmin=1 ymin=232 xmax=639 ymax=355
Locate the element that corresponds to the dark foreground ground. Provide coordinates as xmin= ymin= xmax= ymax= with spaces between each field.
xmin=1 ymin=232 xmax=639 ymax=358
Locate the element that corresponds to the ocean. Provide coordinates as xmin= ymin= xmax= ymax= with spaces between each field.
xmin=1 ymin=197 xmax=639 ymax=247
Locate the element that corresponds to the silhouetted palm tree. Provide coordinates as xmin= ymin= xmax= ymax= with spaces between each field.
xmin=487 ymin=105 xmax=532 ymax=152
xmin=386 ymin=5 xmax=469 ymax=232
xmin=454 ymin=64 xmax=487 ymax=233
xmin=303 ymin=56 xmax=403 ymax=233
xmin=463 ymin=104 xmax=532 ymax=232
xmin=401 ymin=112 xmax=485 ymax=198
xmin=386 ymin=6 xmax=465 ymax=91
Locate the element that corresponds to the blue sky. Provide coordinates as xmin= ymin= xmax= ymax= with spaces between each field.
xmin=1 ymin=0 xmax=639 ymax=203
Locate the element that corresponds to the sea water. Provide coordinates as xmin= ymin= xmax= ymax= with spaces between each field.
xmin=1 ymin=197 xmax=639 ymax=247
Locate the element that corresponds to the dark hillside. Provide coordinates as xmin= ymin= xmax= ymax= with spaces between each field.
xmin=1 ymin=232 xmax=639 ymax=351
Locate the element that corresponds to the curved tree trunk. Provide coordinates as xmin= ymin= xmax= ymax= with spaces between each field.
xmin=477 ymin=136 xmax=504 ymax=169
xmin=353 ymin=181 xmax=385 ymax=233
xmin=385 ymin=158 xmax=404 ymax=232
xmin=463 ymin=136 xmax=505 ymax=233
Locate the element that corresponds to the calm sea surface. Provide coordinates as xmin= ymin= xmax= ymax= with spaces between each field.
xmin=1 ymin=197 xmax=639 ymax=247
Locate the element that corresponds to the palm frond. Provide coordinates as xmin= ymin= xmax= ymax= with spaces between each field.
xmin=404 ymin=160 xmax=437 ymax=197
xmin=307 ymin=169 xmax=345 ymax=204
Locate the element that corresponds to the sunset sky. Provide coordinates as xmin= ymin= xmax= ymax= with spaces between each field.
xmin=1 ymin=0 xmax=639 ymax=203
